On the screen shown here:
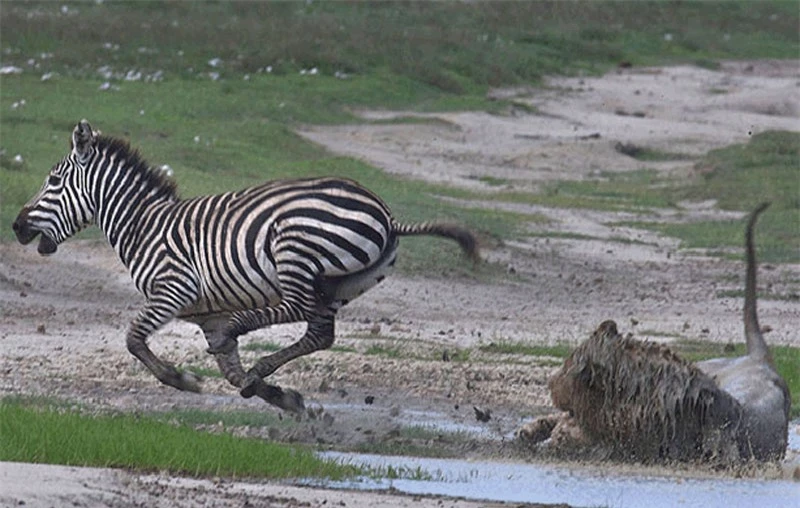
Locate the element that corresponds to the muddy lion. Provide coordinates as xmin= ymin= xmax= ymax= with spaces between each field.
xmin=519 ymin=203 xmax=790 ymax=463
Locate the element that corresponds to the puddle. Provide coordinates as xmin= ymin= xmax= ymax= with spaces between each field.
xmin=321 ymin=401 xmax=522 ymax=439
xmin=315 ymin=451 xmax=800 ymax=508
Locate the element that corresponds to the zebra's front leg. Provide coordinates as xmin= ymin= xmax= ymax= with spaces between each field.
xmin=126 ymin=297 xmax=202 ymax=393
xmin=199 ymin=317 xmax=305 ymax=412
xmin=240 ymin=313 xmax=335 ymax=399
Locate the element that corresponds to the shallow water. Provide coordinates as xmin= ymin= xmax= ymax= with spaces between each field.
xmin=316 ymin=451 xmax=799 ymax=508
xmin=312 ymin=419 xmax=800 ymax=508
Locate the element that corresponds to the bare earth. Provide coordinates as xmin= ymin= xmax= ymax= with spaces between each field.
xmin=2 ymin=61 xmax=799 ymax=507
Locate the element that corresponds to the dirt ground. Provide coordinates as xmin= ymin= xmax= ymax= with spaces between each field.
xmin=2 ymin=60 xmax=799 ymax=507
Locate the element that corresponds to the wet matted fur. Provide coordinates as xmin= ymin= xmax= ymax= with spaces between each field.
xmin=547 ymin=320 xmax=745 ymax=463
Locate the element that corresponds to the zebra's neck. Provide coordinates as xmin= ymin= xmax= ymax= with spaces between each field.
xmin=89 ymin=138 xmax=178 ymax=269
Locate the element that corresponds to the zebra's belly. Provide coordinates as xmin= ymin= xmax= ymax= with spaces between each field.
xmin=322 ymin=239 xmax=398 ymax=307
xmin=180 ymin=291 xmax=280 ymax=319
xmin=184 ymin=239 xmax=283 ymax=315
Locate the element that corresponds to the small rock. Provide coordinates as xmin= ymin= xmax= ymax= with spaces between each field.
xmin=364 ymin=395 xmax=375 ymax=405
xmin=473 ymin=406 xmax=491 ymax=423
xmin=36 ymin=324 xmax=46 ymax=334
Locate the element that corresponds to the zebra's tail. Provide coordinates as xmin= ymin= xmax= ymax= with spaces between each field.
xmin=393 ymin=221 xmax=480 ymax=262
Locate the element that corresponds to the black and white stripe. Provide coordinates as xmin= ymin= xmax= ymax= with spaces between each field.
xmin=13 ymin=120 xmax=478 ymax=411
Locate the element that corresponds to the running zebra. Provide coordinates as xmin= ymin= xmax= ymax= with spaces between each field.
xmin=13 ymin=120 xmax=479 ymax=412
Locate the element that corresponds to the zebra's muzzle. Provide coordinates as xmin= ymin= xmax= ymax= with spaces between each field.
xmin=12 ymin=210 xmax=58 ymax=255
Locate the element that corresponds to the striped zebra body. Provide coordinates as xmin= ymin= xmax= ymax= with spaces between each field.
xmin=12 ymin=120 xmax=478 ymax=412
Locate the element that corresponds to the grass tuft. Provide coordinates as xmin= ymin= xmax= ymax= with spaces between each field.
xmin=0 ymin=398 xmax=359 ymax=479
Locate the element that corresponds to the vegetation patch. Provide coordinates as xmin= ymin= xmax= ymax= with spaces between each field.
xmin=0 ymin=397 xmax=359 ymax=479
xmin=151 ymin=407 xmax=286 ymax=430
xmin=479 ymin=340 xmax=573 ymax=359
xmin=363 ymin=344 xmax=404 ymax=359
xmin=183 ymin=365 xmax=222 ymax=379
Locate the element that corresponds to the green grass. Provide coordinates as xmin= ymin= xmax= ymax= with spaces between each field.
xmin=2 ymin=2 xmax=796 ymax=86
xmin=479 ymin=340 xmax=573 ymax=358
xmin=0 ymin=398 xmax=359 ymax=479
xmin=452 ymin=132 xmax=799 ymax=263
xmin=363 ymin=344 xmax=404 ymax=359
xmin=2 ymin=2 xmax=797 ymax=269
xmin=151 ymin=407 xmax=285 ymax=429
xmin=652 ymin=131 xmax=800 ymax=263
xmin=183 ymin=365 xmax=222 ymax=379
xmin=673 ymin=342 xmax=800 ymax=418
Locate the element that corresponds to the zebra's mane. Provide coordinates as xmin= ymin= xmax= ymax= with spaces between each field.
xmin=97 ymin=135 xmax=179 ymax=199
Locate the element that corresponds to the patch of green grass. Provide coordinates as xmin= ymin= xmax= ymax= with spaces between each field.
xmin=604 ymin=132 xmax=800 ymax=263
xmin=183 ymin=365 xmax=222 ymax=379
xmin=659 ymin=131 xmax=800 ymax=263
xmin=329 ymin=345 xmax=358 ymax=353
xmin=673 ymin=342 xmax=800 ymax=418
xmin=152 ymin=408 xmax=285 ymax=429
xmin=479 ymin=340 xmax=573 ymax=358
xmin=471 ymin=175 xmax=512 ymax=187
xmin=0 ymin=398 xmax=359 ymax=479
xmin=450 ymin=132 xmax=799 ymax=264
xmin=3 ymin=2 xmax=795 ymax=89
xmin=363 ymin=345 xmax=404 ymax=359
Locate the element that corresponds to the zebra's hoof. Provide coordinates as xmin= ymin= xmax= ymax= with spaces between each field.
xmin=180 ymin=371 xmax=203 ymax=393
xmin=278 ymin=388 xmax=305 ymax=413
xmin=240 ymin=377 xmax=259 ymax=399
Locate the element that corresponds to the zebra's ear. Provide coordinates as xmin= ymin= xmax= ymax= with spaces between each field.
xmin=71 ymin=119 xmax=97 ymax=160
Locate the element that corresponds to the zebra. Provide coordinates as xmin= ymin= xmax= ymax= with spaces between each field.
xmin=12 ymin=120 xmax=479 ymax=412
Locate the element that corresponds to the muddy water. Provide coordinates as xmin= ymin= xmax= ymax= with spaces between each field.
xmin=317 ymin=452 xmax=799 ymax=508
xmin=311 ymin=420 xmax=800 ymax=508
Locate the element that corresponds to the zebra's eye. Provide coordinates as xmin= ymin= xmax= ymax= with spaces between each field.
xmin=48 ymin=174 xmax=62 ymax=186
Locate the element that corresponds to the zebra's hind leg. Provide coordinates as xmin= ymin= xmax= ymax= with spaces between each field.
xmin=240 ymin=313 xmax=335 ymax=400
xmin=200 ymin=317 xmax=305 ymax=413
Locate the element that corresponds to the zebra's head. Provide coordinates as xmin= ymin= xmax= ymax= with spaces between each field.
xmin=12 ymin=120 xmax=99 ymax=255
